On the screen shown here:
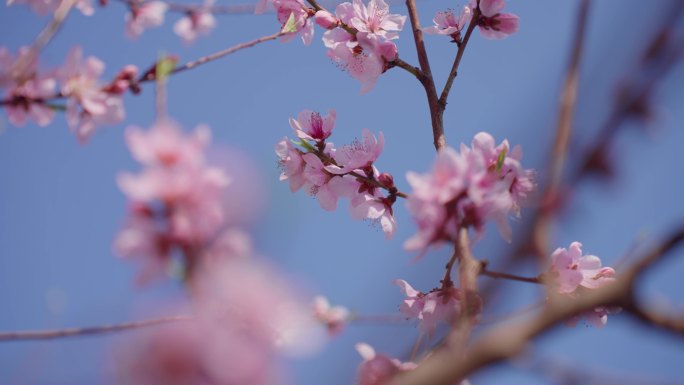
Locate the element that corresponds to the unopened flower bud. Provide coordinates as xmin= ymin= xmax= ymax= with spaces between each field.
xmin=314 ymin=10 xmax=338 ymax=29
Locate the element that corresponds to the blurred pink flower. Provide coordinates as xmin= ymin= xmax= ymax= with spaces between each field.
xmin=395 ymin=279 xmax=461 ymax=336
xmin=355 ymin=343 xmax=416 ymax=385
xmin=549 ymin=242 xmax=616 ymax=294
xmin=126 ymin=1 xmax=168 ymax=38
xmin=117 ymin=260 xmax=312 ymax=384
xmin=174 ymin=6 xmax=216 ymax=44
xmin=115 ymin=120 xmax=232 ymax=281
xmin=58 ymin=46 xmax=125 ymax=142
xmin=312 ymin=295 xmax=349 ymax=335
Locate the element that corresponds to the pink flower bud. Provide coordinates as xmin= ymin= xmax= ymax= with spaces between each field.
xmin=315 ymin=10 xmax=338 ymax=29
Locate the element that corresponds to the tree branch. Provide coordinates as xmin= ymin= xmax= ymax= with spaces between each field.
xmin=0 ymin=315 xmax=191 ymax=342
xmin=404 ymin=0 xmax=444 ymax=151
xmin=437 ymin=7 xmax=479 ymax=108
xmin=389 ymin=226 xmax=684 ymax=385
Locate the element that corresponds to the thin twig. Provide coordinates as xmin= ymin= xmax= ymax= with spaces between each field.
xmin=0 ymin=316 xmax=191 ymax=342
xmin=404 ymin=0 xmax=444 ymax=150
xmin=480 ymin=269 xmax=542 ymax=284
xmin=532 ymin=0 xmax=591 ymax=257
xmin=437 ymin=7 xmax=479 ymax=108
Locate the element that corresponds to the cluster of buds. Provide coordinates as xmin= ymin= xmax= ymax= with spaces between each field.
xmin=276 ymin=109 xmax=398 ymax=238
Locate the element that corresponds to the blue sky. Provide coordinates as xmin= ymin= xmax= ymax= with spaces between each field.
xmin=1 ymin=0 xmax=684 ymax=384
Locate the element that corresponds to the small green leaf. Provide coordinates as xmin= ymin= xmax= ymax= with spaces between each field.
xmin=294 ymin=138 xmax=315 ymax=152
xmin=156 ymin=55 xmax=178 ymax=81
xmin=496 ymin=146 xmax=507 ymax=171
xmin=281 ymin=12 xmax=298 ymax=34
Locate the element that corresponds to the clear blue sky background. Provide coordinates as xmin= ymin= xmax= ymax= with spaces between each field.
xmin=1 ymin=0 xmax=684 ymax=384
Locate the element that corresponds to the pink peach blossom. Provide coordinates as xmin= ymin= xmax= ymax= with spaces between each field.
xmin=276 ymin=137 xmax=307 ymax=192
xmin=125 ymin=1 xmax=168 ymax=38
xmin=273 ymin=0 xmax=315 ymax=46
xmin=289 ymin=109 xmax=336 ymax=142
xmin=404 ymin=133 xmax=534 ymax=254
xmin=355 ymin=343 xmax=417 ymax=385
xmin=326 ymin=128 xmax=384 ymax=174
xmin=424 ymin=6 xmax=472 ymax=40
xmin=173 ymin=6 xmax=216 ymax=44
xmin=395 ymin=279 xmax=461 ymax=336
xmin=349 ymin=0 xmax=406 ymax=41
xmin=312 ymin=295 xmax=349 ymax=335
xmin=549 ymin=242 xmax=616 ymax=294
xmin=58 ymin=47 xmax=125 ymax=142
xmin=471 ymin=0 xmax=518 ymax=39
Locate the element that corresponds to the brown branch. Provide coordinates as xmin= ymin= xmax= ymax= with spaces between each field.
xmin=404 ymin=0 xmax=444 ymax=151
xmin=480 ymin=268 xmax=542 ymax=284
xmin=1 ymin=31 xmax=285 ymax=108
xmin=0 ymin=315 xmax=191 ymax=342
xmin=437 ymin=7 xmax=479 ymax=109
xmin=389 ymin=226 xmax=684 ymax=385
xmin=533 ymin=0 xmax=591 ymax=257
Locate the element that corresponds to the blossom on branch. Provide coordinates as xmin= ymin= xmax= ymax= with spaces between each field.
xmin=125 ymin=1 xmax=168 ymax=38
xmin=548 ymin=242 xmax=617 ymax=294
xmin=173 ymin=4 xmax=217 ymax=44
xmin=471 ymin=0 xmax=519 ymax=39
xmin=349 ymin=0 xmax=406 ymax=41
xmin=322 ymin=0 xmax=405 ymax=93
xmin=395 ymin=279 xmax=461 ymax=337
xmin=289 ymin=109 xmax=336 ymax=142
xmin=356 ymin=343 xmax=417 ymax=385
xmin=276 ymin=110 xmax=398 ymax=238
xmin=115 ymin=119 xmax=233 ymax=283
xmin=312 ymin=295 xmax=349 ymax=335
xmin=1 ymin=46 xmax=56 ymax=127
xmin=424 ymin=6 xmax=472 ymax=42
xmin=58 ymin=47 xmax=125 ymax=142
xmin=404 ymin=132 xmax=534 ymax=254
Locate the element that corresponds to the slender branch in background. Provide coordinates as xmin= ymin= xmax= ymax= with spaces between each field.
xmin=389 ymin=226 xmax=684 ymax=385
xmin=532 ymin=0 xmax=590 ymax=257
xmin=0 ymin=316 xmax=191 ymax=342
xmin=145 ymin=31 xmax=285 ymax=80
xmin=477 ymin=2 xmax=684 ymax=303
xmin=31 ymin=0 xmax=75 ymax=54
xmin=479 ymin=262 xmax=542 ymax=284
xmin=437 ymin=7 xmax=479 ymax=108
xmin=572 ymin=0 xmax=684 ymax=184
xmin=404 ymin=0 xmax=445 ymax=151
xmin=0 ymin=31 xmax=285 ymax=107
